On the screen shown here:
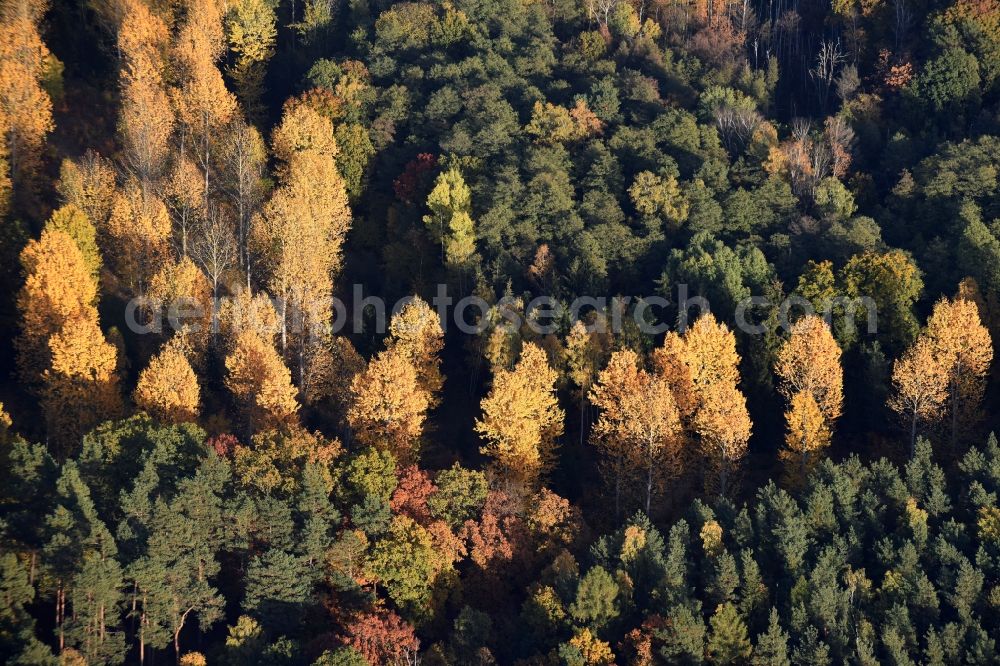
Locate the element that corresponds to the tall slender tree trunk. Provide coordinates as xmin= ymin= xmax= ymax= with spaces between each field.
xmin=646 ymin=451 xmax=654 ymax=515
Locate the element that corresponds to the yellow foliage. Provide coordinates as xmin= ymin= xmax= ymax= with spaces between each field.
xmin=775 ymin=315 xmax=844 ymax=423
xmin=106 ymin=181 xmax=172 ymax=293
xmin=590 ymin=349 xmax=682 ymax=513
xmin=348 ymin=347 xmax=429 ymax=462
xmin=476 ymin=343 xmax=564 ymax=486
xmin=42 ymin=318 xmax=122 ymax=457
xmin=134 ymin=340 xmax=200 ymax=423
xmin=44 ymin=204 xmax=102 ymax=282
xmin=225 ymin=330 xmax=299 ymax=432
xmin=568 ymin=628 xmax=615 ymax=665
xmin=17 ymin=228 xmax=99 ymax=385
xmin=388 ymin=296 xmax=445 ymax=407
xmin=57 ymin=153 xmax=116 ymax=227
xmin=781 ymin=391 xmax=831 ymax=485
xmin=925 ymin=296 xmax=993 ymax=444
xmin=889 ymin=335 xmax=949 ymax=453
xmin=0 ymin=2 xmax=53 ymax=192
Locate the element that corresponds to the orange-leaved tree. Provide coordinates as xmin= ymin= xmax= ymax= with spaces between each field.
xmin=774 ymin=315 xmax=843 ymax=482
xmin=16 ymin=228 xmax=99 ymax=387
xmin=225 ymin=328 xmax=299 ymax=434
xmin=42 ymin=318 xmax=122 ymax=458
xmin=780 ymin=391 xmax=830 ymax=485
xmin=0 ymin=0 xmax=54 ymax=203
xmin=678 ymin=314 xmax=752 ymax=496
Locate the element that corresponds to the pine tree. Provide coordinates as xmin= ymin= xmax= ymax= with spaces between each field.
xmin=43 ymin=463 xmax=124 ymax=662
xmin=706 ymin=602 xmax=752 ymax=664
xmin=752 ymin=608 xmax=790 ymax=666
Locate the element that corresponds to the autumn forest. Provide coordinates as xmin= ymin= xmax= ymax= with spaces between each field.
xmin=3 ymin=0 xmax=1000 ymax=663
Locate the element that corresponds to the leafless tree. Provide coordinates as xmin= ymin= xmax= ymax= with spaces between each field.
xmin=715 ymin=106 xmax=763 ymax=153
xmin=811 ymin=40 xmax=845 ymax=112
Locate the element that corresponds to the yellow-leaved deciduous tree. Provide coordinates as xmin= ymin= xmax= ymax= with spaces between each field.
xmin=42 ymin=318 xmax=122 ymax=458
xmin=692 ymin=380 xmax=752 ymax=497
xmin=171 ymin=0 xmax=237 ymax=203
xmin=679 ymin=314 xmax=752 ymax=496
xmin=146 ymin=256 xmax=214 ymax=365
xmin=781 ymin=391 xmax=830 ymax=485
xmin=423 ymin=166 xmax=476 ymax=271
xmin=775 ymin=315 xmax=843 ymax=422
xmin=218 ymin=118 xmax=267 ymax=286
xmin=0 ymin=0 xmax=54 ymax=201
xmin=117 ymin=0 xmax=173 ymax=186
xmin=924 ymin=296 xmax=993 ymax=447
xmin=43 ymin=204 xmax=101 ymax=282
xmin=165 ymin=157 xmax=205 ymax=257
xmin=475 ymin=343 xmax=564 ymax=486
xmin=16 ymin=228 xmax=99 ymax=386
xmin=774 ymin=315 xmax=843 ymax=480
xmin=589 ymin=349 xmax=682 ymax=518
xmin=651 ymin=331 xmax=698 ymax=425
xmin=224 ymin=0 xmax=276 ymax=120
xmin=565 ymin=318 xmax=612 ymax=446
xmin=134 ymin=338 xmax=200 ymax=423
xmin=219 ymin=288 xmax=279 ymax=346
xmin=387 ymin=296 xmax=445 ymax=408
xmin=57 ymin=153 xmax=117 ymax=228
xmin=225 ymin=329 xmax=299 ymax=434
xmin=888 ymin=335 xmax=949 ymax=457
xmin=347 ymin=347 xmax=429 ymax=463
xmin=105 ymin=180 xmax=172 ymax=295
xmin=252 ymin=102 xmax=350 ymax=377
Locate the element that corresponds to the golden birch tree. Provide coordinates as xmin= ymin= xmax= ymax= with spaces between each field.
xmin=134 ymin=338 xmax=200 ymax=423
xmin=589 ymin=349 xmax=682 ymax=517
xmin=888 ymin=335 xmax=950 ymax=457
xmin=347 ymin=347 xmax=429 ymax=463
xmin=387 ymin=296 xmax=445 ymax=408
xmin=924 ymin=296 xmax=993 ymax=447
xmin=475 ymin=343 xmax=564 ymax=486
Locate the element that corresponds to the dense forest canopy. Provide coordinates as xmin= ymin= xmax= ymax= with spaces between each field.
xmin=2 ymin=0 xmax=1000 ymax=663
